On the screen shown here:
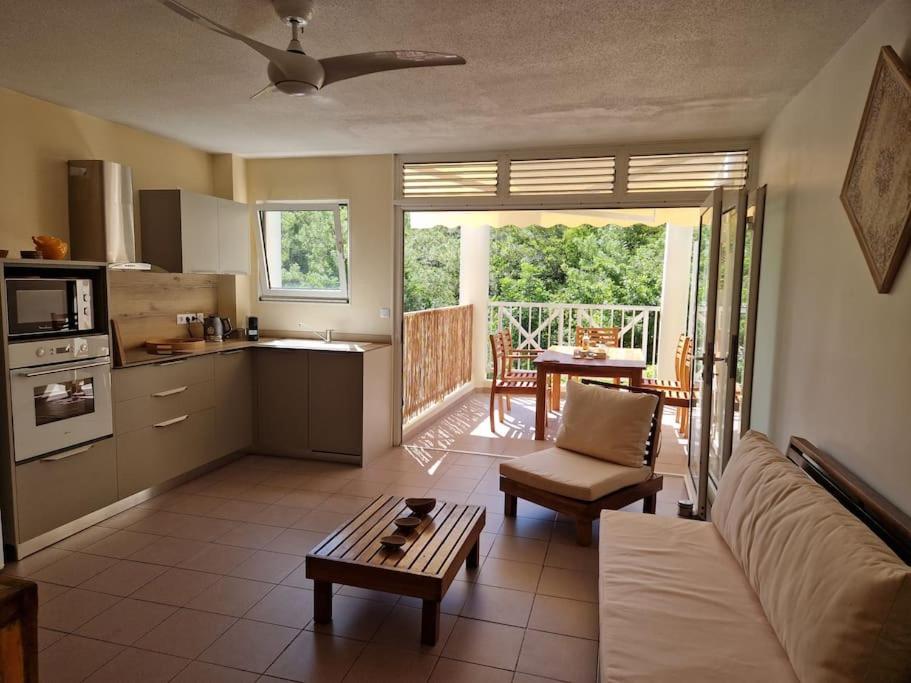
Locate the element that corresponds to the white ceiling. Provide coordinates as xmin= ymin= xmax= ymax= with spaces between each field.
xmin=0 ymin=0 xmax=881 ymax=157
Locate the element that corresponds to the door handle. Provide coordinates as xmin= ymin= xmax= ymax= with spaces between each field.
xmin=152 ymin=386 xmax=188 ymax=398
xmin=18 ymin=359 xmax=110 ymax=377
xmin=157 ymin=359 xmax=186 ymax=367
xmin=41 ymin=444 xmax=93 ymax=462
xmin=154 ymin=415 xmax=188 ymax=428
xmin=220 ymin=350 xmax=244 ymax=356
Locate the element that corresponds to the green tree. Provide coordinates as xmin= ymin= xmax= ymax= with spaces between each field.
xmin=280 ymin=206 xmax=348 ymax=289
xmin=403 ymin=218 xmax=461 ymax=312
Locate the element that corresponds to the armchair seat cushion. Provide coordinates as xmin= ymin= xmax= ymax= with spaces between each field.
xmin=499 ymin=447 xmax=651 ymax=502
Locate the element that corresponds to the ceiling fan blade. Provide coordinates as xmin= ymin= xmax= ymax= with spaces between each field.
xmin=319 ymin=51 xmax=466 ymax=86
xmin=155 ymin=0 xmax=309 ymax=80
xmin=250 ymin=83 xmax=277 ymax=100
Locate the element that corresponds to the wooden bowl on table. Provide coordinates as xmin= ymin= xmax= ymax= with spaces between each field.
xmin=405 ymin=498 xmax=436 ymax=516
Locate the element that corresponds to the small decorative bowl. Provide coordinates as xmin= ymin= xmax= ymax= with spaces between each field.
xmin=19 ymin=250 xmax=42 ymax=259
xmin=380 ymin=535 xmax=407 ymax=550
xmin=393 ymin=517 xmax=421 ymax=532
xmin=0 ymin=250 xmax=8 ymax=258
xmin=405 ymin=498 xmax=436 ymax=516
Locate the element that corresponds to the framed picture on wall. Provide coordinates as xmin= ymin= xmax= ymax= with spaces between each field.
xmin=840 ymin=45 xmax=911 ymax=293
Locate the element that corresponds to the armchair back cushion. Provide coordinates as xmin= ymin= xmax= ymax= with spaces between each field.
xmin=555 ymin=380 xmax=657 ymax=468
xmin=712 ymin=431 xmax=911 ymax=683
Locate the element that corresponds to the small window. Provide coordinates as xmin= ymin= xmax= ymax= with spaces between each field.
xmin=257 ymin=202 xmax=350 ymax=302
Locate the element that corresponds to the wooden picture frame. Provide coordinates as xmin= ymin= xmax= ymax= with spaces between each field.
xmin=840 ymin=46 xmax=911 ymax=293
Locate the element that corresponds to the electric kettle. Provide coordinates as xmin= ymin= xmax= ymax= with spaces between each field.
xmin=204 ymin=315 xmax=224 ymax=342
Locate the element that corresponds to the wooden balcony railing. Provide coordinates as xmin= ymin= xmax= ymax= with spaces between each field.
xmin=403 ymin=304 xmax=473 ymax=423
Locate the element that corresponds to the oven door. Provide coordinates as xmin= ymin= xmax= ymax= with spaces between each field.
xmin=5 ymin=279 xmax=84 ymax=337
xmin=10 ymin=358 xmax=113 ymax=462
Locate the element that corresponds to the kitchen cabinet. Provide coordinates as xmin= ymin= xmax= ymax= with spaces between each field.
xmin=214 ymin=349 xmax=253 ymax=457
xmin=308 ymin=351 xmax=363 ymax=456
xmin=254 ymin=350 xmax=309 ymax=456
xmin=140 ymin=189 xmax=250 ymax=275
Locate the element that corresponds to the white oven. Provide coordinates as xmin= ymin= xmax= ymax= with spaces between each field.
xmin=9 ymin=335 xmax=113 ymax=462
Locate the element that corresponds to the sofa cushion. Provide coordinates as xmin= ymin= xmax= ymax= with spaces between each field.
xmin=599 ymin=510 xmax=797 ymax=682
xmin=555 ymin=380 xmax=657 ymax=467
xmin=499 ymin=446 xmax=650 ymax=501
xmin=712 ymin=431 xmax=911 ymax=683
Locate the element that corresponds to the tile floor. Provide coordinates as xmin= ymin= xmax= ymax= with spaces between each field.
xmin=5 ymin=394 xmax=687 ymax=682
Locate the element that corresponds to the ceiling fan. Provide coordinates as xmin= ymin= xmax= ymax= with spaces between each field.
xmin=156 ymin=0 xmax=466 ymax=99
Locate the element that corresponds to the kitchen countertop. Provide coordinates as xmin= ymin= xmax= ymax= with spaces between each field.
xmin=117 ymin=337 xmax=389 ymax=369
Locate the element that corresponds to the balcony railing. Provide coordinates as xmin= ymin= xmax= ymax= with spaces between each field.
xmin=488 ymin=301 xmax=661 ymax=371
xmin=403 ymin=304 xmax=473 ymax=423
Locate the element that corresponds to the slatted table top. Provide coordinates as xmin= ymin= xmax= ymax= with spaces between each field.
xmin=306 ymin=495 xmax=485 ymax=601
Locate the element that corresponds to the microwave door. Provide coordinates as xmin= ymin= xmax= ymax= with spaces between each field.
xmin=6 ymin=279 xmax=84 ymax=337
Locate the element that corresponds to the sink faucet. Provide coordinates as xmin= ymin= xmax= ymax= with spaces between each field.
xmin=298 ymin=323 xmax=333 ymax=343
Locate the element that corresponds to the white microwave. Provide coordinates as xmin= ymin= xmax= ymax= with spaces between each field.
xmin=5 ymin=277 xmax=94 ymax=338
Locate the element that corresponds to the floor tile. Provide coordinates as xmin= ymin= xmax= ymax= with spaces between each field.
xmin=135 ymin=608 xmax=236 ymax=659
xmin=309 ymin=594 xmax=394 ymax=641
xmin=200 ymin=618 xmax=299 ymax=673
xmin=186 ymin=576 xmax=272 ymax=616
xmin=172 ymin=661 xmax=258 ymax=683
xmin=96 ymin=507 xmax=155 ymax=530
xmin=317 ymin=494 xmax=372 ymax=514
xmin=54 ymin=525 xmax=118 ymax=551
xmin=372 ymin=604 xmax=457 ymax=656
xmin=535 ymin=567 xmax=598 ymax=603
xmin=32 ymin=580 xmax=69 ymax=605
xmin=215 ymin=522 xmax=284 ymax=550
xmin=32 ymin=553 xmax=117 ymax=587
xmin=527 ymin=595 xmax=599 ymax=640
xmin=497 ymin=516 xmax=554 ymax=542
xmin=488 ymin=536 xmax=548 ymax=565
xmin=207 ymin=499 xmax=271 ymax=522
xmin=265 ymin=528 xmax=328 ymax=556
xmin=430 ymin=657 xmax=513 ymax=683
xmin=441 ymin=618 xmax=524 ymax=670
xmin=512 ymin=672 xmax=562 ymax=682
xmin=266 ymin=630 xmax=364 ymax=683
xmin=178 ymin=543 xmax=254 ymax=574
xmin=128 ymin=536 xmax=211 ymax=566
xmin=84 ymin=646 xmax=189 ymax=682
xmin=38 ymin=634 xmax=123 ymax=683
xmin=460 ymin=584 xmax=534 ymax=627
xmin=76 ymin=597 xmax=175 ymax=645
xmin=230 ymin=550 xmax=303 ymax=583
xmin=79 ymin=560 xmax=167 ymax=596
xmin=250 ymin=504 xmax=307 ymax=528
xmin=38 ymin=627 xmax=65 ymax=651
xmin=2 ymin=547 xmax=72 ymax=578
xmin=155 ymin=493 xmax=226 ymax=516
xmin=246 ymin=585 xmax=313 ymax=629
xmin=293 ymin=509 xmax=354 ymax=532
xmin=475 ymin=558 xmax=542 ymax=592
xmin=40 ymin=588 xmax=121 ymax=631
xmin=130 ymin=567 xmax=220 ymax=606
xmin=543 ymin=543 xmax=598 ymax=572
xmin=515 ymin=629 xmax=598 ymax=683
xmin=275 ymin=490 xmax=329 ymax=509
xmin=82 ymin=530 xmax=161 ymax=558
xmin=336 ymin=585 xmax=400 ymax=604
xmin=344 ymin=642 xmax=438 ymax=682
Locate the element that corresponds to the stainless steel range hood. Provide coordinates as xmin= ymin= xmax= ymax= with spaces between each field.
xmin=68 ymin=160 xmax=150 ymax=269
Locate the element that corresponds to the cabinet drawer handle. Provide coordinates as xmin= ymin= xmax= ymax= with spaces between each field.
xmin=152 ymin=386 xmax=188 ymax=398
xmin=154 ymin=415 xmax=189 ymax=428
xmin=158 ymin=359 xmax=186 ymax=367
xmin=41 ymin=444 xmax=92 ymax=462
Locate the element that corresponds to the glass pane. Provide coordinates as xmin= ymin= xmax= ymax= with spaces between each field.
xmin=708 ymin=207 xmax=738 ymax=486
xmin=687 ymin=206 xmax=712 ymax=485
xmin=34 ymin=378 xmax=95 ymax=426
xmin=729 ymin=219 xmax=754 ymax=455
xmin=262 ymin=208 xmax=347 ymax=291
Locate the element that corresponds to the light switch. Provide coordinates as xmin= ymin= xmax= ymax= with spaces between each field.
xmin=379 ymin=307 xmax=391 ymax=319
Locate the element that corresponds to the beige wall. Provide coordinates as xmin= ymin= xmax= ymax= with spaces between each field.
xmin=753 ymin=0 xmax=911 ymax=514
xmin=245 ymin=155 xmax=395 ymax=340
xmin=0 ymin=88 xmax=214 ymax=255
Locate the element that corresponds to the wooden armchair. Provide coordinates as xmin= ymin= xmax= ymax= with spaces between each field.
xmin=499 ymin=380 xmax=664 ymax=545
xmin=488 ymin=333 xmax=547 ymax=432
xmin=574 ymin=326 xmax=623 ymax=384
xmin=643 ymin=335 xmax=693 ymax=436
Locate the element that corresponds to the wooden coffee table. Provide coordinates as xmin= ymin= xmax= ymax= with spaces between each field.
xmin=305 ymin=495 xmax=485 ymax=645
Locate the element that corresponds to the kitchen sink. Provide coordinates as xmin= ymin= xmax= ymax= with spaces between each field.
xmin=259 ymin=338 xmax=365 ymax=352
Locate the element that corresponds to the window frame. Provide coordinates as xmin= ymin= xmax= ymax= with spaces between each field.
xmin=256 ymin=200 xmax=350 ymax=303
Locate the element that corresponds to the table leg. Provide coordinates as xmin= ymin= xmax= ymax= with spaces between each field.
xmin=631 ymin=368 xmax=643 ymax=387
xmin=467 ymin=539 xmax=480 ymax=569
xmin=421 ymin=600 xmax=440 ymax=646
xmin=535 ymin=366 xmax=548 ymax=440
xmin=313 ymin=581 xmax=332 ymax=624
xmin=550 ymin=373 xmax=562 ymax=411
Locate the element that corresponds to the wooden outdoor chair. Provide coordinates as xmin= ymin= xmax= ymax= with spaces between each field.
xmin=499 ymin=330 xmax=538 ymax=380
xmin=488 ymin=333 xmax=547 ymax=432
xmin=574 ymin=326 xmax=623 ymax=384
xmin=499 ymin=380 xmax=664 ymax=546
xmin=643 ymin=335 xmax=693 ymax=436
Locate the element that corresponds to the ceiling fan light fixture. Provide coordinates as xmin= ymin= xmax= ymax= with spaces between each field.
xmin=275 ymin=80 xmax=319 ymax=95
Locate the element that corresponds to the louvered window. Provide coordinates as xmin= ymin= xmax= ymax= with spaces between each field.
xmin=402 ymin=161 xmax=498 ymax=197
xmin=627 ymin=151 xmax=749 ymax=193
xmin=509 ymin=157 xmax=615 ymax=195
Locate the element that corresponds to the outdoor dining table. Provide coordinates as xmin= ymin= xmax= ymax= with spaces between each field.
xmin=533 ymin=345 xmax=647 ymax=440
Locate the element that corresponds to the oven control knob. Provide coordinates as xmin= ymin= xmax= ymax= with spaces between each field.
xmin=82 ymin=294 xmax=89 ymax=302
xmin=35 ymin=348 xmax=46 ymax=358
xmin=79 ymin=343 xmax=88 ymax=353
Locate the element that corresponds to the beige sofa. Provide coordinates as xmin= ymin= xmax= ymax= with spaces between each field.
xmin=598 ymin=431 xmax=911 ymax=682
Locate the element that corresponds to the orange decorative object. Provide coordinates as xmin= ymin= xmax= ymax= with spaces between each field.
xmin=31 ymin=236 xmax=69 ymax=260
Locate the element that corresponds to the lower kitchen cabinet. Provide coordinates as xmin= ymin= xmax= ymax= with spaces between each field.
xmin=15 ymin=437 xmax=117 ymax=541
xmin=214 ymin=349 xmax=253 ymax=456
xmin=308 ymin=351 xmax=364 ymax=456
xmin=254 ymin=350 xmax=310 ymax=456
xmin=116 ymin=409 xmax=216 ymax=498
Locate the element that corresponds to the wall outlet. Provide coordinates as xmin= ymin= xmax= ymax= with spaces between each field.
xmin=177 ymin=313 xmax=204 ymax=325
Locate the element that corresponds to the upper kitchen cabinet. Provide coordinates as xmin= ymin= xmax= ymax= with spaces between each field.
xmin=140 ymin=189 xmax=250 ymax=275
